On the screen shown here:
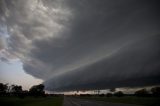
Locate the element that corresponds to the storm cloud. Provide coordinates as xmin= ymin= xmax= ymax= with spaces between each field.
xmin=0 ymin=0 xmax=160 ymax=91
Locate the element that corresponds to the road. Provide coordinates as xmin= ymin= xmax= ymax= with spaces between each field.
xmin=63 ymin=97 xmax=142 ymax=106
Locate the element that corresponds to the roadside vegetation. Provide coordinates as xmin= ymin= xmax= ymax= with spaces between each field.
xmin=77 ymin=87 xmax=160 ymax=106
xmin=0 ymin=83 xmax=63 ymax=106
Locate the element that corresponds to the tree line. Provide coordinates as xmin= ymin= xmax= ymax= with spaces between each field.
xmin=108 ymin=87 xmax=160 ymax=97
xmin=1 ymin=82 xmax=160 ymax=98
xmin=0 ymin=83 xmax=45 ymax=98
xmin=79 ymin=87 xmax=160 ymax=97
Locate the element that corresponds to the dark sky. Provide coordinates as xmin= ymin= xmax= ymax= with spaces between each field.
xmin=0 ymin=0 xmax=160 ymax=91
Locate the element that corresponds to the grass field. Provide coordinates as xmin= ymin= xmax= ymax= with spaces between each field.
xmin=79 ymin=96 xmax=160 ymax=106
xmin=0 ymin=96 xmax=63 ymax=106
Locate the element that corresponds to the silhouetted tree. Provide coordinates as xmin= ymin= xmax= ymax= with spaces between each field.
xmin=0 ymin=83 xmax=8 ymax=96
xmin=29 ymin=84 xmax=45 ymax=96
xmin=135 ymin=89 xmax=149 ymax=97
xmin=10 ymin=85 xmax=23 ymax=97
xmin=114 ymin=91 xmax=124 ymax=97
xmin=11 ymin=85 xmax=22 ymax=93
xmin=151 ymin=87 xmax=160 ymax=97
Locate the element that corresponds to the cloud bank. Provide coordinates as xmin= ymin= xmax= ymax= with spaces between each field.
xmin=0 ymin=0 xmax=160 ymax=91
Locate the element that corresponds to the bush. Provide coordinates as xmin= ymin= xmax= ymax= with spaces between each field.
xmin=99 ymin=94 xmax=105 ymax=97
xmin=135 ymin=89 xmax=149 ymax=97
xmin=29 ymin=84 xmax=45 ymax=96
xmin=106 ymin=93 xmax=113 ymax=97
xmin=114 ymin=91 xmax=124 ymax=97
xmin=151 ymin=87 xmax=160 ymax=97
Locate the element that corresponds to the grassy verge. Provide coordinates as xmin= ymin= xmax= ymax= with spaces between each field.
xmin=0 ymin=96 xmax=63 ymax=106
xmin=79 ymin=96 xmax=160 ymax=106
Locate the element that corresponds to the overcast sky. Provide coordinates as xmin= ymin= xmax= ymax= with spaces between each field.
xmin=0 ymin=0 xmax=160 ymax=91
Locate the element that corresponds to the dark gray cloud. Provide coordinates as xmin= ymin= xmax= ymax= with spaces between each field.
xmin=0 ymin=0 xmax=160 ymax=91
xmin=44 ymin=35 xmax=160 ymax=91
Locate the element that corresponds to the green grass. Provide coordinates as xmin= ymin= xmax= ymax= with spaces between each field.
xmin=79 ymin=96 xmax=160 ymax=106
xmin=0 ymin=96 xmax=63 ymax=106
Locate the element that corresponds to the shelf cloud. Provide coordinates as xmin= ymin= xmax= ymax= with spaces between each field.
xmin=0 ymin=0 xmax=160 ymax=91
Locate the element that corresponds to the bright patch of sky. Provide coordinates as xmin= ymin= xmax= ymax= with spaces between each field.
xmin=0 ymin=60 xmax=43 ymax=90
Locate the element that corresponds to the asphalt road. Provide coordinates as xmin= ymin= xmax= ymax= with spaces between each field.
xmin=63 ymin=97 xmax=142 ymax=106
